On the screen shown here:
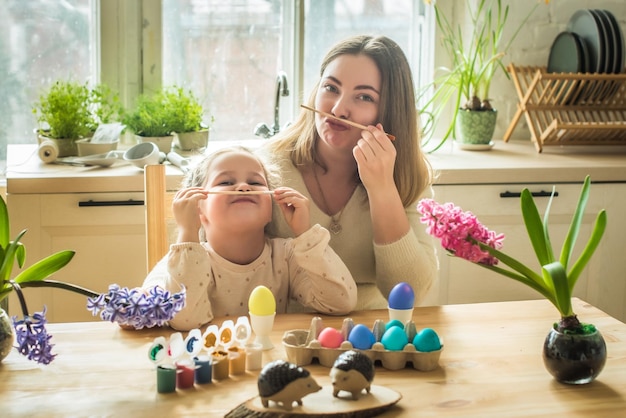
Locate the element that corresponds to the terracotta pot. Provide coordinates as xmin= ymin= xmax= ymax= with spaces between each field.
xmin=543 ymin=325 xmax=607 ymax=384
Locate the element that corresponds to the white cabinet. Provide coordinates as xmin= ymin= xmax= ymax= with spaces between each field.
xmin=7 ymin=193 xmax=147 ymax=323
xmin=431 ymin=182 xmax=626 ymax=322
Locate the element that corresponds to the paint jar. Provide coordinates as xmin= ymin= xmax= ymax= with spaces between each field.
xmin=212 ymin=350 xmax=229 ymax=380
xmin=156 ymin=365 xmax=176 ymax=394
xmin=194 ymin=355 xmax=213 ymax=384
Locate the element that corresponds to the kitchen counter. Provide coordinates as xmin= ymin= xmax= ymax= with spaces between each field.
xmin=7 ymin=140 xmax=626 ymax=194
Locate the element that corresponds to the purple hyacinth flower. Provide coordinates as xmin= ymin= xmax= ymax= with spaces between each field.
xmin=12 ymin=307 xmax=56 ymax=365
xmin=86 ymin=284 xmax=186 ymax=329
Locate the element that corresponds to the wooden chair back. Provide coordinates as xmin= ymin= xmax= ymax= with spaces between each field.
xmin=144 ymin=164 xmax=175 ymax=273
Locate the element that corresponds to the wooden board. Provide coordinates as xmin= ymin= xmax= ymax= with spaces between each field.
xmin=225 ymin=384 xmax=401 ymax=418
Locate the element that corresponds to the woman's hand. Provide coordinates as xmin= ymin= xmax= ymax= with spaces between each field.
xmin=352 ymin=123 xmax=397 ymax=194
xmin=273 ymin=187 xmax=311 ymax=236
xmin=353 ymin=124 xmax=410 ymax=244
xmin=172 ymin=187 xmax=208 ymax=243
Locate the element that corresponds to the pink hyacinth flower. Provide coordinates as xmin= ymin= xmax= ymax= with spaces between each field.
xmin=417 ymin=199 xmax=504 ymax=266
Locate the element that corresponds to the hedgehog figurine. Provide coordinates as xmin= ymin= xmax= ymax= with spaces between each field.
xmin=258 ymin=360 xmax=321 ymax=410
xmin=330 ymin=350 xmax=375 ymax=400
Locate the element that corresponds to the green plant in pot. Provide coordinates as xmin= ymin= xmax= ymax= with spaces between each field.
xmin=418 ymin=176 xmax=608 ymax=384
xmin=163 ymin=86 xmax=212 ymax=151
xmin=33 ymin=80 xmax=122 ymax=157
xmin=123 ymin=89 xmax=177 ymax=154
xmin=419 ymin=0 xmax=545 ymax=151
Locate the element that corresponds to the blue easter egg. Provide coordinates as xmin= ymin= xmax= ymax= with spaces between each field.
xmin=385 ymin=319 xmax=405 ymax=331
xmin=348 ymin=324 xmax=376 ymax=350
xmin=381 ymin=326 xmax=408 ymax=351
xmin=388 ymin=282 xmax=415 ymax=309
xmin=413 ymin=328 xmax=441 ymax=352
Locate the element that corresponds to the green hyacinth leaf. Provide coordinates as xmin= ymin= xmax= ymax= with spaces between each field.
xmin=0 ymin=196 xmax=8 ymax=248
xmin=14 ymin=250 xmax=75 ymax=284
xmin=560 ymin=175 xmax=590 ymax=270
xmin=542 ymin=261 xmax=572 ymax=317
xmin=521 ymin=189 xmax=553 ymax=266
xmin=568 ymin=209 xmax=607 ymax=289
xmin=0 ymin=229 xmax=28 ymax=283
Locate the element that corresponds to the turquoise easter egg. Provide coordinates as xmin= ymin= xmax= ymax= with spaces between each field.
xmin=381 ymin=326 xmax=408 ymax=351
xmin=413 ymin=328 xmax=441 ymax=352
xmin=348 ymin=324 xmax=376 ymax=350
xmin=385 ymin=319 xmax=404 ymax=331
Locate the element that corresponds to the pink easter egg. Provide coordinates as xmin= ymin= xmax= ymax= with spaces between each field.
xmin=318 ymin=327 xmax=344 ymax=348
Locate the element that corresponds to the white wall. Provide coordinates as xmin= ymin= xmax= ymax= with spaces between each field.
xmin=447 ymin=0 xmax=626 ymax=141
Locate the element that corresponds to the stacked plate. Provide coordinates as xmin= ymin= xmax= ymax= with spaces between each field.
xmin=547 ymin=9 xmax=624 ymax=104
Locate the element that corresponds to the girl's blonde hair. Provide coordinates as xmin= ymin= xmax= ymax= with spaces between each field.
xmin=266 ymin=35 xmax=432 ymax=207
xmin=184 ymin=145 xmax=280 ymax=190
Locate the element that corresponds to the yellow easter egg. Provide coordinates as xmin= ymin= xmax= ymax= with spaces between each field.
xmin=248 ymin=285 xmax=276 ymax=316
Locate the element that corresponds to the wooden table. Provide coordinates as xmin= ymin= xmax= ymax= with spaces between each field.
xmin=1 ymin=298 xmax=625 ymax=417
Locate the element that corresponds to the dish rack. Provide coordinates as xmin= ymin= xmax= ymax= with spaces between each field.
xmin=503 ymin=64 xmax=626 ymax=152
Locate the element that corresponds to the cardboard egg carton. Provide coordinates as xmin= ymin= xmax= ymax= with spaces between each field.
xmin=282 ymin=317 xmax=443 ymax=371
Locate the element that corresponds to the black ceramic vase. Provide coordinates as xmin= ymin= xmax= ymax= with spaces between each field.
xmin=542 ymin=326 xmax=607 ymax=384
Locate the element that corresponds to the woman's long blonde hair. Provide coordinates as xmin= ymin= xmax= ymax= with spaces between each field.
xmin=266 ymin=35 xmax=432 ymax=207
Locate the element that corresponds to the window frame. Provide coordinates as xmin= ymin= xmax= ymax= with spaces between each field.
xmin=105 ymin=0 xmax=431 ymax=138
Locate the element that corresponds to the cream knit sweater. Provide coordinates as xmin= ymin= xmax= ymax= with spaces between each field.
xmin=143 ymin=224 xmax=357 ymax=330
xmin=269 ymin=156 xmax=438 ymax=311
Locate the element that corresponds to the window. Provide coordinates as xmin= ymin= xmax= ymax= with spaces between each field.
xmin=1 ymin=0 xmax=96 ymax=170
xmin=2 ymin=0 xmax=431 ymax=175
xmin=161 ymin=0 xmax=430 ymax=142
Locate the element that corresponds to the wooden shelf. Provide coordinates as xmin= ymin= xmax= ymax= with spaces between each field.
xmin=503 ymin=64 xmax=626 ymax=152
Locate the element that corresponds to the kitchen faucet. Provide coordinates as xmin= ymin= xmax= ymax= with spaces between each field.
xmin=254 ymin=71 xmax=289 ymax=138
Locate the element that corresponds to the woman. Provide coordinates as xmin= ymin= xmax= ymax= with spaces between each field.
xmin=264 ymin=35 xmax=437 ymax=310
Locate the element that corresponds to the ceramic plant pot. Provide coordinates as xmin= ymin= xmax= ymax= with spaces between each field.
xmin=176 ymin=130 xmax=209 ymax=151
xmin=136 ymin=135 xmax=174 ymax=154
xmin=76 ymin=138 xmax=119 ymax=156
xmin=543 ymin=325 xmax=607 ymax=384
xmin=455 ymin=108 xmax=497 ymax=146
xmin=0 ymin=308 xmax=14 ymax=362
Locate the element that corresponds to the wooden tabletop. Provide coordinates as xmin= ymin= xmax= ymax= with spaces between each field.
xmin=1 ymin=298 xmax=625 ymax=417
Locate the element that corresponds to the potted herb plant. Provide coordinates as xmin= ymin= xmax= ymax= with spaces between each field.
xmin=33 ymin=81 xmax=123 ymax=157
xmin=163 ymin=86 xmax=211 ymax=151
xmin=418 ymin=175 xmax=607 ymax=384
xmin=122 ymin=89 xmax=177 ymax=153
xmin=419 ymin=0 xmax=546 ymax=151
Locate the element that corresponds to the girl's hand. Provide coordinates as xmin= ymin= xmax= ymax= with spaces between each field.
xmin=352 ymin=123 xmax=397 ymax=194
xmin=273 ymin=187 xmax=310 ymax=236
xmin=172 ymin=187 xmax=208 ymax=242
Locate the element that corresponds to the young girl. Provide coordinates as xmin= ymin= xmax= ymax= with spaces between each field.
xmin=142 ymin=146 xmax=357 ymax=330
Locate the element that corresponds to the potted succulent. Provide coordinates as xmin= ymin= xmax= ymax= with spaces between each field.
xmin=33 ymin=81 xmax=123 ymax=157
xmin=419 ymin=0 xmax=545 ymax=151
xmin=163 ymin=86 xmax=211 ymax=151
xmin=418 ymin=175 xmax=608 ymax=384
